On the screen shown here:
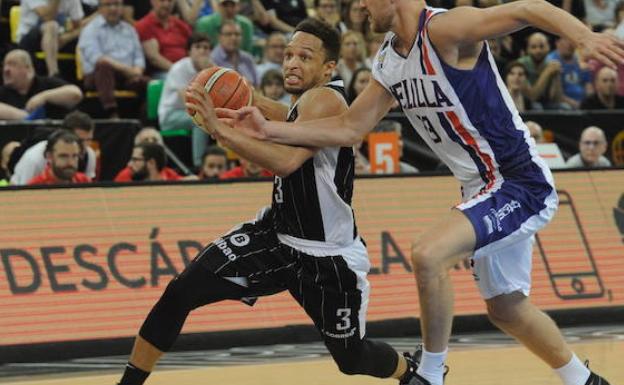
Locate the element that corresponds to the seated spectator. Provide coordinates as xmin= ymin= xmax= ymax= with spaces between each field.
xmin=518 ymin=32 xmax=563 ymax=109
xmin=314 ymin=0 xmax=346 ymax=34
xmin=16 ymin=0 xmax=87 ymax=76
xmin=546 ymin=37 xmax=593 ymax=109
xmin=210 ymin=20 xmax=258 ymax=86
xmin=115 ymin=142 xmax=181 ymax=182
xmin=198 ymin=145 xmax=228 ymax=179
xmin=78 ymin=0 xmax=149 ymax=118
xmin=135 ymin=0 xmax=193 ymax=77
xmin=0 ymin=50 xmax=83 ymax=120
xmin=566 ymin=126 xmax=612 ymax=168
xmin=260 ymin=0 xmax=308 ymax=33
xmin=0 ymin=142 xmax=20 ymax=186
xmin=336 ymin=31 xmax=367 ymax=87
xmin=342 ymin=0 xmax=370 ymax=40
xmin=504 ymin=61 xmax=541 ymax=113
xmin=347 ymin=67 xmax=371 ymax=103
xmin=260 ymin=69 xmax=290 ymax=105
xmin=195 ymin=0 xmax=255 ymax=53
xmin=158 ymin=33 xmax=213 ymax=167
xmin=219 ymin=157 xmax=271 ymax=179
xmin=11 ymin=111 xmax=97 ymax=185
xmin=256 ymin=32 xmax=287 ymax=79
xmin=580 ymin=66 xmax=624 ymax=109
xmin=28 ymin=130 xmax=92 ymax=185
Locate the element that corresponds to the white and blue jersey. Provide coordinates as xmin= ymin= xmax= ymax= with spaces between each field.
xmin=371 ymin=7 xmax=558 ymax=257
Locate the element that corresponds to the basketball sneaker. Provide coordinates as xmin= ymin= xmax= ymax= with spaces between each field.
xmin=584 ymin=372 xmax=610 ymax=385
xmin=399 ymin=345 xmax=449 ymax=385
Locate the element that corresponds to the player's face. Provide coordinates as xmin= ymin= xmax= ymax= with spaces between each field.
xmin=49 ymin=141 xmax=80 ymax=182
xmin=360 ymin=0 xmax=394 ymax=33
xmin=283 ymin=32 xmax=334 ymax=95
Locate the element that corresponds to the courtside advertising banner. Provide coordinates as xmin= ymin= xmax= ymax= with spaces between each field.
xmin=1 ymin=170 xmax=623 ymax=346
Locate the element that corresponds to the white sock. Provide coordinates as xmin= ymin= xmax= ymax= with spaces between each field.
xmin=416 ymin=347 xmax=447 ymax=385
xmin=555 ymin=354 xmax=591 ymax=385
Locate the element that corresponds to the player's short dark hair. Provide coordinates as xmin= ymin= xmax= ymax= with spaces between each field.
xmin=187 ymin=32 xmax=211 ymax=51
xmin=63 ymin=111 xmax=94 ymax=133
xmin=294 ymin=18 xmax=341 ymax=63
xmin=45 ymin=129 xmax=80 ymax=154
xmin=202 ymin=145 xmax=227 ymax=161
xmin=136 ymin=143 xmax=166 ymax=171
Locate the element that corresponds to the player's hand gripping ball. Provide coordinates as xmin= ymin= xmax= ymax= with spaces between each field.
xmin=186 ymin=66 xmax=253 ymax=126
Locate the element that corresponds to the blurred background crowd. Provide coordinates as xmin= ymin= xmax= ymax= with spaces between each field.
xmin=0 ymin=0 xmax=623 ymax=186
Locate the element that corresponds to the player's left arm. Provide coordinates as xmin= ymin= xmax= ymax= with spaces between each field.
xmin=428 ymin=0 xmax=624 ymax=68
xmin=187 ymin=85 xmax=346 ymax=177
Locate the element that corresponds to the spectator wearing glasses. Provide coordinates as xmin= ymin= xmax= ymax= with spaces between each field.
xmin=210 ymin=20 xmax=258 ymax=86
xmin=195 ymin=0 xmax=255 ymax=53
xmin=118 ymin=142 xmax=181 ymax=182
xmin=28 ymin=130 xmax=92 ymax=185
xmin=566 ymin=126 xmax=612 ymax=168
xmin=11 ymin=111 xmax=97 ymax=185
xmin=78 ymin=0 xmax=148 ymax=118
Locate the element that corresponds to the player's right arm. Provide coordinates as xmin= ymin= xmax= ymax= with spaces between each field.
xmin=186 ymin=84 xmax=344 ymax=177
xmin=219 ymin=77 xmax=395 ymax=147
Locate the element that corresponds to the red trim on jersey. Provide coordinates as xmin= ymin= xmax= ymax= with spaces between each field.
xmin=445 ymin=111 xmax=496 ymax=192
xmin=421 ymin=10 xmax=436 ymax=75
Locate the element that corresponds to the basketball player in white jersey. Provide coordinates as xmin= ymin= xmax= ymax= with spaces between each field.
xmin=205 ymin=1 xmax=624 ymax=385
xmin=116 ymin=18 xmax=414 ymax=385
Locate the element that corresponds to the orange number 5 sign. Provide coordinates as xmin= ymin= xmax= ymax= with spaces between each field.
xmin=368 ymin=132 xmax=399 ymax=174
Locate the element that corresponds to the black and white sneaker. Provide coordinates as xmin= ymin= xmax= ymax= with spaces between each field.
xmin=584 ymin=361 xmax=610 ymax=385
xmin=399 ymin=345 xmax=449 ymax=385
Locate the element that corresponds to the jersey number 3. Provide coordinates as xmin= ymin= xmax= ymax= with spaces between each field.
xmin=274 ymin=176 xmax=284 ymax=203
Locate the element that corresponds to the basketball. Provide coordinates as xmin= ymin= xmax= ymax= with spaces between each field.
xmin=186 ymin=66 xmax=253 ymax=126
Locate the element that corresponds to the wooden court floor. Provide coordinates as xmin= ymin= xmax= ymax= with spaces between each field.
xmin=3 ymin=340 xmax=622 ymax=385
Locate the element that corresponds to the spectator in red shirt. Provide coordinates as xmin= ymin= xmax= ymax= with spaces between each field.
xmin=219 ymin=157 xmax=271 ymax=179
xmin=115 ymin=142 xmax=181 ymax=182
xmin=135 ymin=0 xmax=193 ymax=77
xmin=28 ymin=130 xmax=92 ymax=185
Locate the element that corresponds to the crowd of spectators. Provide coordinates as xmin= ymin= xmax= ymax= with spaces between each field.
xmin=1 ymin=0 xmax=623 ymax=186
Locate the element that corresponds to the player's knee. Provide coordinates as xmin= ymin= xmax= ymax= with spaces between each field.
xmin=411 ymin=242 xmax=441 ymax=280
xmin=326 ymin=341 xmax=365 ymax=375
xmin=486 ymin=294 xmax=526 ymax=328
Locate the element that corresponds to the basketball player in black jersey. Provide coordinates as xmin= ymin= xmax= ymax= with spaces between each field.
xmin=116 ymin=18 xmax=413 ymax=385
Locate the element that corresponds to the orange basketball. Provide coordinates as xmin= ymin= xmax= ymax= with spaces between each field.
xmin=186 ymin=66 xmax=252 ymax=126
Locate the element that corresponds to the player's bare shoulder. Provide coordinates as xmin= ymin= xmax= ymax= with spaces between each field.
xmin=297 ymin=86 xmax=348 ymax=121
